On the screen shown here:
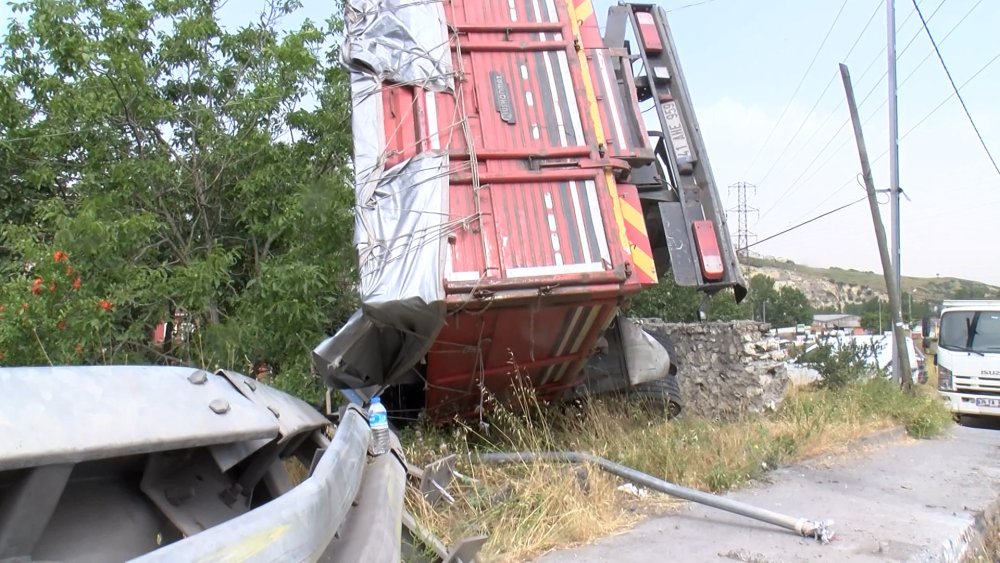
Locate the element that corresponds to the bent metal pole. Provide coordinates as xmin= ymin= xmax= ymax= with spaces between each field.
xmin=478 ymin=451 xmax=834 ymax=543
xmin=840 ymin=63 xmax=913 ymax=389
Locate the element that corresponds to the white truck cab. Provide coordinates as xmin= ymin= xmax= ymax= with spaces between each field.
xmin=933 ymin=300 xmax=1000 ymax=417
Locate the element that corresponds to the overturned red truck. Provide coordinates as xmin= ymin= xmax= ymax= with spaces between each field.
xmin=314 ymin=0 xmax=746 ymax=420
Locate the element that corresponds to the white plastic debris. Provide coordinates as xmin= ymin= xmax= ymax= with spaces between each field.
xmin=617 ymin=483 xmax=649 ymax=498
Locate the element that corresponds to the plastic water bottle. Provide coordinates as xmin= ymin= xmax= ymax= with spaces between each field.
xmin=368 ymin=396 xmax=390 ymax=456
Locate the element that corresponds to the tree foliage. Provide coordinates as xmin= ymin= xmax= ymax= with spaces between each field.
xmin=625 ymin=272 xmax=814 ymax=325
xmin=0 ymin=0 xmax=355 ymax=402
xmin=796 ymin=340 xmax=885 ymax=388
xmin=845 ymin=296 xmax=930 ymax=332
xmin=624 ymin=274 xmax=746 ymax=322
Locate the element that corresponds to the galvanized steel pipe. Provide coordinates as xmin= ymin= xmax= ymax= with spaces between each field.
xmin=478 ymin=451 xmax=833 ymax=543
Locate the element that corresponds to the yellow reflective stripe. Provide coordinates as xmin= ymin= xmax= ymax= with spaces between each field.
xmin=565 ymin=0 xmax=632 ymax=266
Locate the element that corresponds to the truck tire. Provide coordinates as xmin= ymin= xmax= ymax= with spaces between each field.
xmin=630 ymin=375 xmax=683 ymax=419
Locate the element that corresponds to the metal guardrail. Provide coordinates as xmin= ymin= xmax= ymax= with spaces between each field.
xmin=133 ymin=405 xmax=405 ymax=562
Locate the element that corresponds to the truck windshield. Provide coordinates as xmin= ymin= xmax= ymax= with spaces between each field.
xmin=940 ymin=311 xmax=1000 ymax=353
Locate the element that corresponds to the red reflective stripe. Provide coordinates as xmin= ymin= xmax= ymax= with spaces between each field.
xmin=692 ymin=220 xmax=724 ymax=281
xmin=636 ymin=12 xmax=663 ymax=53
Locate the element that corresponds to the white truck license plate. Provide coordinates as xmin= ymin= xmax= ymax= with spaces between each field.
xmin=974 ymin=397 xmax=1000 ymax=408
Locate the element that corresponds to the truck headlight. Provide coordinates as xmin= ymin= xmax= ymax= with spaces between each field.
xmin=938 ymin=365 xmax=953 ymax=391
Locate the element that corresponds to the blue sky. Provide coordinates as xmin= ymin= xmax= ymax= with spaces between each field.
xmin=5 ymin=0 xmax=999 ymax=285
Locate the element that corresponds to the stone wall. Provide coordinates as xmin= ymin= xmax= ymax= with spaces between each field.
xmin=638 ymin=319 xmax=789 ymax=419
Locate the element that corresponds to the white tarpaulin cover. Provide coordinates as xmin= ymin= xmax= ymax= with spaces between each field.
xmin=313 ymin=0 xmax=454 ymax=393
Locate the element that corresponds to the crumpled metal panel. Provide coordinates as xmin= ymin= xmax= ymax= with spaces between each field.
xmin=132 ymin=408 xmax=379 ymax=563
xmin=313 ymin=0 xmax=454 ymax=393
xmin=314 ymin=154 xmax=450 ymax=391
xmin=343 ymin=0 xmax=452 ymax=91
xmin=0 ymin=366 xmax=279 ymax=471
xmin=209 ymin=369 xmax=330 ymax=471
xmin=216 ymin=369 xmax=329 ymax=444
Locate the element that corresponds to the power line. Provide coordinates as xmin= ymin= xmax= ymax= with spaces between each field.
xmin=897 ymin=0 xmax=984 ymax=91
xmin=791 ymin=0 xmax=980 ymax=172
xmin=741 ymin=0 xmax=850 ymax=179
xmin=782 ymin=50 xmax=1000 ymax=234
xmin=743 ymin=196 xmax=868 ymax=252
xmin=793 ymin=6 xmax=997 ymax=213
xmin=909 ymin=0 xmax=1000 ymax=178
xmin=751 ymin=1 xmax=921 ymax=198
xmin=666 ymin=0 xmax=723 ymax=12
xmin=900 ymin=51 xmax=1000 ymax=142
xmin=756 ymin=0 xmax=959 ymax=224
xmin=754 ymin=0 xmax=886 ymax=188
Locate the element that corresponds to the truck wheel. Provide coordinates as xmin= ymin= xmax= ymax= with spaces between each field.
xmin=630 ymin=375 xmax=683 ymax=419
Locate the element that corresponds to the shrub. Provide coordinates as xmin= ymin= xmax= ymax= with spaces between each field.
xmin=796 ymin=340 xmax=885 ymax=388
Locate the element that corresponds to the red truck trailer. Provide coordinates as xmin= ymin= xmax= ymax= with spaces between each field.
xmin=314 ymin=0 xmax=746 ymax=420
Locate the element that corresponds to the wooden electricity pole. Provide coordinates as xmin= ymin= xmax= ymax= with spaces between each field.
xmin=839 ymin=63 xmax=913 ymax=390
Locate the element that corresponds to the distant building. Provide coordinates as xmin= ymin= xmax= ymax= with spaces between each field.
xmin=812 ymin=314 xmax=863 ymax=334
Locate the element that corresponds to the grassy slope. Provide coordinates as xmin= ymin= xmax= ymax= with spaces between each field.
xmin=403 ymin=380 xmax=952 ymax=562
xmin=744 ymin=256 xmax=1000 ymax=300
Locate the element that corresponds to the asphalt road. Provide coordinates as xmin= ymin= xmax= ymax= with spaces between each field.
xmin=540 ymin=417 xmax=1000 ymax=563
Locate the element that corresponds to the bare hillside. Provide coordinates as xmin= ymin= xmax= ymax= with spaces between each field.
xmin=744 ymin=256 xmax=1000 ymax=311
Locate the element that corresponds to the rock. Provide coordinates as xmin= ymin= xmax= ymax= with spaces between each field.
xmin=638 ymin=320 xmax=790 ymax=419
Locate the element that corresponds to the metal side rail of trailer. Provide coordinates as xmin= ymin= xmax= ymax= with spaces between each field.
xmin=0 ymin=366 xmax=407 ymax=563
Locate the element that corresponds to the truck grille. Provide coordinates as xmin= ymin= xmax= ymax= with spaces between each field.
xmin=954 ymin=374 xmax=1000 ymax=395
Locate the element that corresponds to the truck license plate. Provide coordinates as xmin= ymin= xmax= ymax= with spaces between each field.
xmin=975 ymin=398 xmax=1000 ymax=408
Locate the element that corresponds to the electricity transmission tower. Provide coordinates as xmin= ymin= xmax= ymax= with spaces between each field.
xmin=728 ymin=182 xmax=758 ymax=259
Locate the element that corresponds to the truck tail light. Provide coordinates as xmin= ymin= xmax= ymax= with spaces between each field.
xmin=635 ymin=12 xmax=663 ymax=53
xmin=691 ymin=220 xmax=724 ymax=281
xmin=938 ymin=365 xmax=953 ymax=391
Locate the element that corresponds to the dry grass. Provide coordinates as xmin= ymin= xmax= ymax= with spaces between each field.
xmin=401 ymin=378 xmax=952 ymax=562
xmin=963 ymin=512 xmax=1000 ymax=563
xmin=967 ymin=507 xmax=1000 ymax=563
xmin=283 ymin=456 xmax=309 ymax=486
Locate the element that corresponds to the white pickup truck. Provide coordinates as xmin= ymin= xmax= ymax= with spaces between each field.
xmin=933 ymin=300 xmax=1000 ymax=417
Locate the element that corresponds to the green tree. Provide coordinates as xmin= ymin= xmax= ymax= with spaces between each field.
xmin=767 ymin=285 xmax=814 ymax=327
xmin=625 ymin=275 xmax=701 ymax=321
xmin=0 ymin=0 xmax=355 ymax=402
xmin=744 ymin=273 xmax=778 ymax=322
xmin=625 ymin=275 xmax=751 ymax=322
xmin=855 ymin=297 xmax=887 ymax=332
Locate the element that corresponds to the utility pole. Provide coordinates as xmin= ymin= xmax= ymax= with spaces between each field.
xmin=887 ymin=0 xmax=902 ymax=383
xmin=840 ymin=63 xmax=913 ymax=389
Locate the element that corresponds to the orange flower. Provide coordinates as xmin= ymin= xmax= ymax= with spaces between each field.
xmin=31 ymin=277 xmax=44 ymax=295
xmin=49 ymin=280 xmax=57 ymax=293
xmin=72 ymin=276 xmax=82 ymax=290
xmin=74 ymin=344 xmax=83 ymax=355
xmin=57 ymin=320 xmax=66 ymax=330
xmin=65 ymin=265 xmax=73 ymax=276
xmin=53 ymin=250 xmax=68 ymax=263
xmin=98 ymin=299 xmax=113 ymax=311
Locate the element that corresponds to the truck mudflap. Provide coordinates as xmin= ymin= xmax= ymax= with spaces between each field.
xmin=619 ymin=317 xmax=671 ymax=386
xmin=312 ymin=0 xmax=455 ymax=391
